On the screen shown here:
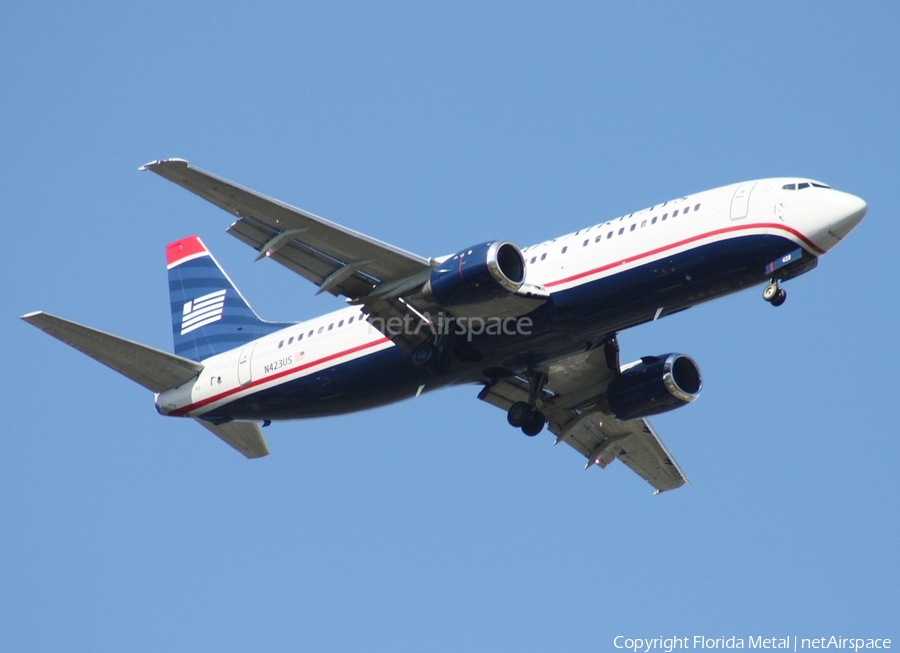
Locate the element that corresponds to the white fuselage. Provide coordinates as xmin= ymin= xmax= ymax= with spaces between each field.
xmin=156 ymin=178 xmax=866 ymax=421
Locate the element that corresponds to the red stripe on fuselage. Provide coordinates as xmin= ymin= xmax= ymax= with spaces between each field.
xmin=173 ymin=221 xmax=821 ymax=418
xmin=171 ymin=336 xmax=391 ymax=417
xmin=544 ymin=222 xmax=824 ymax=289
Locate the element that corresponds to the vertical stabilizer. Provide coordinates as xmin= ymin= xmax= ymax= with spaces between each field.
xmin=167 ymin=236 xmax=289 ymax=361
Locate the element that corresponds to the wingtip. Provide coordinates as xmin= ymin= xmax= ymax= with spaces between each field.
xmin=20 ymin=310 xmax=45 ymax=322
xmin=139 ymin=158 xmax=189 ymax=172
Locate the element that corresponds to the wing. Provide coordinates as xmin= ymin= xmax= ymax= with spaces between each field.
xmin=478 ymin=339 xmax=688 ymax=493
xmin=141 ymin=159 xmax=454 ymax=351
xmin=141 ymin=159 xmax=433 ymax=300
xmin=142 ymin=159 xmax=550 ymax=352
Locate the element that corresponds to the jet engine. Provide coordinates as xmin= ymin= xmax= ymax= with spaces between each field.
xmin=606 ymin=353 xmax=702 ymax=421
xmin=422 ymin=240 xmax=526 ymax=307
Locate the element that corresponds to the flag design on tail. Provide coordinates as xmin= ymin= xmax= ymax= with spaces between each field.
xmin=181 ymin=289 xmax=226 ymax=335
xmin=166 ymin=236 xmax=291 ymax=361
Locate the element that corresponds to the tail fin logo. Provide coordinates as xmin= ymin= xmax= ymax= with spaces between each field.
xmin=181 ymin=289 xmax=226 ymax=335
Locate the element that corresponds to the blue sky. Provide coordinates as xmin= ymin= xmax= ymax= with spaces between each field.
xmin=2 ymin=2 xmax=897 ymax=651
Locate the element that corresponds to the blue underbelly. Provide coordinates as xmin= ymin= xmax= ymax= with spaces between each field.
xmin=216 ymin=233 xmax=804 ymax=421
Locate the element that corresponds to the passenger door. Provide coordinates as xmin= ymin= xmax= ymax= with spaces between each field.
xmin=237 ymin=343 xmax=255 ymax=388
xmin=730 ymin=182 xmax=756 ymax=220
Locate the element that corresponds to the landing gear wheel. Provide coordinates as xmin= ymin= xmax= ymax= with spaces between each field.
xmin=763 ymin=281 xmax=787 ymax=307
xmin=412 ymin=342 xmax=437 ymax=368
xmin=428 ymin=349 xmax=453 ymax=375
xmin=763 ymin=281 xmax=787 ymax=306
xmin=521 ymin=410 xmax=545 ymax=437
xmin=763 ymin=283 xmax=780 ymax=302
xmin=507 ymin=401 xmax=532 ymax=428
xmin=414 ymin=341 xmax=452 ymax=375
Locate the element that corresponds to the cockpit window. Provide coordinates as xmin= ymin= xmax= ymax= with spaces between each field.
xmin=783 ymin=181 xmax=831 ymax=191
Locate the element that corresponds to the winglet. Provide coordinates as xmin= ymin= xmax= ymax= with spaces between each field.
xmin=139 ymin=158 xmax=189 ymax=172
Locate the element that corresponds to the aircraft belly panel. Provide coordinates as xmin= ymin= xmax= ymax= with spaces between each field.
xmin=217 ymin=346 xmax=434 ymax=420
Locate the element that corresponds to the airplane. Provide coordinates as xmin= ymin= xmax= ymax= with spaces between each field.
xmin=21 ymin=159 xmax=867 ymax=493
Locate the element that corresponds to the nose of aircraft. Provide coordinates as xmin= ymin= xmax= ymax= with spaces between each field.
xmin=795 ymin=187 xmax=868 ymax=252
xmin=828 ymin=190 xmax=867 ymax=241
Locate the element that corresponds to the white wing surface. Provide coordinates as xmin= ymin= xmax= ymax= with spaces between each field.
xmin=21 ymin=311 xmax=202 ymax=393
xmin=194 ymin=419 xmax=270 ymax=459
xmin=141 ymin=159 xmax=433 ymax=300
xmin=478 ymin=342 xmax=688 ymax=493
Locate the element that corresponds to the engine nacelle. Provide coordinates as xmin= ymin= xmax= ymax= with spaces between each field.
xmin=606 ymin=353 xmax=702 ymax=421
xmin=422 ymin=241 xmax=526 ymax=307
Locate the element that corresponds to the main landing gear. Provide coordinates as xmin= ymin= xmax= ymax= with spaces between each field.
xmin=412 ymin=340 xmax=453 ymax=375
xmin=507 ymin=401 xmax=545 ymax=436
xmin=763 ymin=280 xmax=787 ymax=307
xmin=506 ymin=370 xmax=547 ymax=437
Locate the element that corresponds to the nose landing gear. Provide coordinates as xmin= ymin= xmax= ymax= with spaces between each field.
xmin=763 ymin=280 xmax=787 ymax=307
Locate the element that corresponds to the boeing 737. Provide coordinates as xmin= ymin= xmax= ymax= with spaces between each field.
xmin=21 ymin=160 xmax=867 ymax=492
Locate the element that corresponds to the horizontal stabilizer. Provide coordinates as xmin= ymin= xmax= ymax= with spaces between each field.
xmin=194 ymin=419 xmax=270 ymax=459
xmin=21 ymin=311 xmax=202 ymax=393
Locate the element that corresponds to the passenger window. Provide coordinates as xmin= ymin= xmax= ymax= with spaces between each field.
xmin=673 ymin=209 xmax=679 ymax=217
xmin=540 ymin=253 xmax=547 ymax=261
xmin=561 ymin=246 xmax=568 ymax=254
xmin=641 ymin=220 xmax=647 ymax=228
xmin=298 ymin=333 xmax=304 ymax=341
xmin=530 ymin=256 xmax=536 ymax=264
xmin=338 ymin=320 xmax=344 ymax=327
xmin=278 ymin=340 xmax=284 ymax=348
xmin=288 ymin=337 xmax=294 ymax=345
xmin=652 ymin=217 xmax=657 ymax=224
xmin=317 ymin=327 xmax=324 ymax=335
xmin=607 ymin=231 xmax=613 ymax=239
xmin=618 ymin=228 xmax=624 ymax=235
xmin=630 ymin=224 xmax=636 ymax=232
xmin=683 ymin=206 xmax=690 ymax=215
xmin=662 ymin=213 xmax=668 ymax=221
xmin=694 ymin=203 xmax=700 ymax=211
xmin=595 ymin=235 xmax=602 ymax=243
xmin=583 ymin=239 xmax=588 ymax=247
xmin=328 ymin=323 xmax=334 ymax=331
